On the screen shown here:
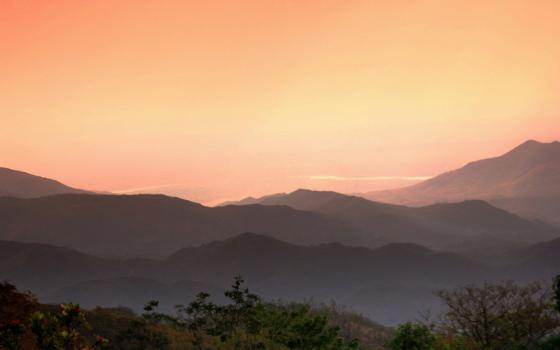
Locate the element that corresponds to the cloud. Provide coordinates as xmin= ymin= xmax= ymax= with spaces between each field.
xmin=294 ymin=175 xmax=432 ymax=181
xmin=112 ymin=183 xmax=186 ymax=194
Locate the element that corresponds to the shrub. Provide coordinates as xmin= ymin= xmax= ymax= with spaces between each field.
xmin=434 ymin=281 xmax=560 ymax=350
xmin=388 ymin=323 xmax=436 ymax=350
xmin=145 ymin=276 xmax=359 ymax=350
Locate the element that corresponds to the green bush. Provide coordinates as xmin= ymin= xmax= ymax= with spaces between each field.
xmin=145 ymin=276 xmax=360 ymax=350
xmin=388 ymin=323 xmax=436 ymax=350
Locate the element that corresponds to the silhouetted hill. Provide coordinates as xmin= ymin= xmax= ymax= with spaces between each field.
xmin=363 ymin=140 xmax=560 ymax=225
xmin=504 ymin=237 xmax=560 ymax=280
xmin=3 ymin=233 xmax=558 ymax=325
xmin=163 ymin=233 xmax=492 ymax=324
xmin=45 ymin=277 xmax=225 ymax=314
xmin=0 ymin=240 xmax=126 ymax=294
xmin=0 ymin=194 xmax=373 ymax=257
xmin=0 ymin=234 xmax=497 ymax=325
xmin=0 ymin=167 xmax=88 ymax=198
xmin=223 ymin=189 xmax=559 ymax=256
xmin=220 ymin=193 xmax=285 ymax=206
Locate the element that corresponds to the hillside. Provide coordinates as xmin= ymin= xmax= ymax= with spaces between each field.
xmin=363 ymin=140 xmax=560 ymax=224
xmin=4 ymin=281 xmax=393 ymax=350
xmin=0 ymin=167 xmax=88 ymax=198
xmin=0 ymin=240 xmax=124 ymax=294
xmin=504 ymin=237 xmax=560 ymax=280
xmin=0 ymin=234 xmax=497 ymax=325
xmin=223 ymin=189 xmax=560 ymax=256
xmin=0 ymin=194 xmax=373 ymax=258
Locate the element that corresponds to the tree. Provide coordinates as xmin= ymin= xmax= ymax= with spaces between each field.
xmin=0 ymin=282 xmax=39 ymax=349
xmin=388 ymin=323 xmax=436 ymax=350
xmin=536 ymin=275 xmax=560 ymax=350
xmin=110 ymin=319 xmax=169 ymax=350
xmin=0 ymin=282 xmax=111 ymax=350
xmin=554 ymin=275 xmax=560 ymax=314
xmin=31 ymin=303 xmax=109 ymax=350
xmin=435 ymin=281 xmax=560 ymax=350
xmin=146 ymin=276 xmax=359 ymax=350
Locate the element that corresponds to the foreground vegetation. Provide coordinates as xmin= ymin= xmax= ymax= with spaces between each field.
xmin=390 ymin=276 xmax=560 ymax=350
xmin=0 ymin=277 xmax=390 ymax=350
xmin=1 ymin=276 xmax=559 ymax=349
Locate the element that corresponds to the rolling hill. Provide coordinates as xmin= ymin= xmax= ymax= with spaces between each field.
xmin=504 ymin=236 xmax=560 ymax=280
xmin=0 ymin=194 xmax=373 ymax=257
xmin=2 ymin=233 xmax=557 ymax=325
xmin=0 ymin=233 xmax=497 ymax=325
xmin=222 ymin=189 xmax=560 ymax=256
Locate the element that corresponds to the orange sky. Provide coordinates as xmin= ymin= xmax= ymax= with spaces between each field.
xmin=1 ymin=0 xmax=560 ymax=203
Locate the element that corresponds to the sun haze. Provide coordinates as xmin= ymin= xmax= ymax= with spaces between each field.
xmin=2 ymin=0 xmax=560 ymax=203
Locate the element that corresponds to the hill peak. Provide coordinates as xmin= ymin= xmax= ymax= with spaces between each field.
xmin=225 ymin=232 xmax=280 ymax=243
xmin=505 ymin=139 xmax=560 ymax=157
xmin=0 ymin=167 xmax=88 ymax=198
xmin=375 ymin=242 xmax=435 ymax=256
xmin=219 ymin=232 xmax=299 ymax=250
xmin=363 ymin=139 xmax=560 ymax=223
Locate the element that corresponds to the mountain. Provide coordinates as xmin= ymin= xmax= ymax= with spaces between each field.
xmin=362 ymin=140 xmax=560 ymax=225
xmin=164 ymin=233 xmax=493 ymax=325
xmin=45 ymin=278 xmax=225 ymax=314
xmin=0 ymin=240 xmax=126 ymax=294
xmin=0 ymin=234 xmax=496 ymax=325
xmin=0 ymin=167 xmax=88 ymax=198
xmin=3 ymin=233 xmax=558 ymax=325
xmin=220 ymin=193 xmax=285 ymax=206
xmin=0 ymin=239 xmax=224 ymax=313
xmin=504 ymin=237 xmax=560 ymax=280
xmin=165 ymin=233 xmax=490 ymax=289
xmin=222 ymin=189 xmax=560 ymax=256
xmin=0 ymin=194 xmax=374 ymax=258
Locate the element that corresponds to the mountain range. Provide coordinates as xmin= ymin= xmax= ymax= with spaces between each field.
xmin=0 ymin=190 xmax=556 ymax=259
xmin=1 ymin=233 xmax=556 ymax=325
xmin=0 ymin=194 xmax=370 ymax=257
xmin=222 ymin=189 xmax=559 ymax=257
xmin=1 ymin=139 xmax=559 ymax=325
xmin=363 ymin=140 xmax=560 ymax=225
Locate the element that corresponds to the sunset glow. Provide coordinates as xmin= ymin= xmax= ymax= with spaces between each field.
xmin=2 ymin=0 xmax=560 ymax=203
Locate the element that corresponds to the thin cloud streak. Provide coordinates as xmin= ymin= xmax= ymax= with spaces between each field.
xmin=295 ymin=175 xmax=432 ymax=181
xmin=112 ymin=183 xmax=188 ymax=194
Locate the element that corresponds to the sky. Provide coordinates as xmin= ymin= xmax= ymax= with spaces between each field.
xmin=1 ymin=0 xmax=560 ymax=204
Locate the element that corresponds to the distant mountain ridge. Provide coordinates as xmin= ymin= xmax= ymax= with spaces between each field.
xmin=220 ymin=193 xmax=286 ymax=206
xmin=362 ymin=140 xmax=560 ymax=225
xmin=0 ymin=167 xmax=88 ymax=198
xmin=222 ymin=189 xmax=560 ymax=256
xmin=0 ymin=233 xmax=493 ymax=325
xmin=2 ymin=233 xmax=557 ymax=325
xmin=3 ymin=156 xmax=559 ymax=259
xmin=0 ymin=193 xmax=373 ymax=257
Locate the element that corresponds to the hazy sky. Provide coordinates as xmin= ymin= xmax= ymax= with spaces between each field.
xmin=1 ymin=0 xmax=559 ymax=203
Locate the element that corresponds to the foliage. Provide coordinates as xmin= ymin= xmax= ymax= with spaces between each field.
xmin=0 ymin=282 xmax=108 ymax=350
xmin=388 ymin=323 xmax=436 ymax=350
xmin=2 ymin=279 xmax=392 ymax=350
xmin=110 ymin=319 xmax=170 ymax=350
xmin=535 ymin=275 xmax=560 ymax=350
xmin=387 ymin=278 xmax=560 ymax=350
xmin=30 ymin=304 xmax=109 ymax=350
xmin=73 ymin=307 xmax=172 ymax=350
xmin=0 ymin=319 xmax=24 ymax=350
xmin=432 ymin=280 xmax=560 ymax=350
xmin=0 ymin=282 xmax=39 ymax=350
xmin=554 ymin=275 xmax=560 ymax=314
xmin=313 ymin=302 xmax=393 ymax=350
xmin=146 ymin=275 xmax=360 ymax=350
